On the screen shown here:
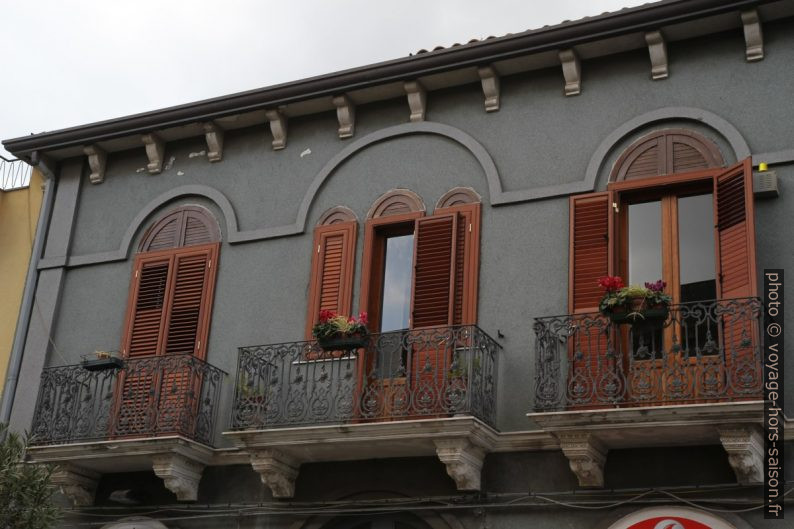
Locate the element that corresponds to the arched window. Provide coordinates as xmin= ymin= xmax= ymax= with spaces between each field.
xmin=121 ymin=206 xmax=221 ymax=360
xmin=610 ymin=128 xmax=724 ymax=182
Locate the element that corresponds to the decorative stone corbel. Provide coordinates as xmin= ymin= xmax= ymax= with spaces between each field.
xmin=557 ymin=432 xmax=606 ymax=487
xmin=203 ymin=121 xmax=224 ymax=162
xmin=404 ymin=81 xmax=427 ymax=122
xmin=250 ymin=449 xmax=300 ymax=498
xmin=141 ymin=133 xmax=165 ymax=174
xmin=477 ymin=66 xmax=500 ymax=112
xmin=718 ymin=425 xmax=763 ymax=484
xmin=265 ymin=108 xmax=288 ymax=150
xmin=83 ymin=144 xmax=107 ymax=184
xmin=645 ymin=31 xmax=669 ymax=80
xmin=741 ymin=9 xmax=764 ymax=62
xmin=558 ymin=49 xmax=581 ymax=96
xmin=51 ymin=465 xmax=100 ymax=507
xmin=151 ymin=453 xmax=205 ymax=501
xmin=332 ymin=95 xmax=356 ymax=139
xmin=434 ymin=439 xmax=486 ymax=491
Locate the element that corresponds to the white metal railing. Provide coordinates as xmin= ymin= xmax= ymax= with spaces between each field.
xmin=1 ymin=155 xmax=32 ymax=190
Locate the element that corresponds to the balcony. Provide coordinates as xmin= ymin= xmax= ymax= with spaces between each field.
xmin=26 ymin=354 xmax=226 ymax=503
xmin=225 ymin=325 xmax=501 ymax=496
xmin=528 ymin=298 xmax=764 ymax=487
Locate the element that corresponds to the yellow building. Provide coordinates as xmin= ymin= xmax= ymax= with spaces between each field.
xmin=0 ymin=163 xmax=43 ymax=399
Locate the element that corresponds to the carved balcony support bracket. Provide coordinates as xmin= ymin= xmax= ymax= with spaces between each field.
xmin=333 ymin=95 xmax=356 ymax=138
xmin=741 ymin=9 xmax=764 ymax=62
xmin=83 ymin=145 xmax=107 ymax=184
xmin=558 ymin=49 xmax=581 ymax=96
xmin=557 ymin=431 xmax=606 ymax=487
xmin=434 ymin=438 xmax=486 ymax=491
xmin=404 ymin=81 xmax=427 ymax=122
xmin=477 ymin=66 xmax=501 ymax=112
xmin=142 ymin=133 xmax=165 ymax=174
xmin=265 ymin=108 xmax=288 ymax=150
xmin=51 ymin=465 xmax=100 ymax=507
xmin=645 ymin=31 xmax=669 ymax=80
xmin=152 ymin=453 xmax=205 ymax=502
xmin=250 ymin=449 xmax=300 ymax=498
xmin=718 ymin=424 xmax=763 ymax=485
xmin=203 ymin=121 xmax=225 ymax=162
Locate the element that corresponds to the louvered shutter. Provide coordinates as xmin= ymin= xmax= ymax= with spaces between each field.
xmin=305 ymin=222 xmax=357 ymax=338
xmin=410 ymin=214 xmax=457 ymax=328
xmin=435 ymin=204 xmax=481 ymax=325
xmin=713 ymin=159 xmax=757 ymax=389
xmin=123 ymin=257 xmax=171 ymax=358
xmin=714 ymin=159 xmax=757 ymax=300
xmin=569 ymin=193 xmax=612 ymax=313
xmin=116 ymin=243 xmax=218 ymax=437
xmin=163 ymin=247 xmax=218 ymax=359
xmin=569 ymin=193 xmax=614 ymax=406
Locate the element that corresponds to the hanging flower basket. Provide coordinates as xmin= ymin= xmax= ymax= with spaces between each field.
xmin=312 ymin=310 xmax=369 ymax=352
xmin=316 ymin=333 xmax=369 ymax=351
xmin=598 ymin=277 xmax=671 ymax=327
xmin=80 ymin=351 xmax=124 ymax=371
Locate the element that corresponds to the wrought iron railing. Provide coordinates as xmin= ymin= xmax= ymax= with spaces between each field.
xmin=230 ymin=325 xmax=499 ymax=430
xmin=0 ymin=155 xmax=32 ymax=190
xmin=30 ymin=354 xmax=226 ymax=446
xmin=533 ymin=298 xmax=763 ymax=411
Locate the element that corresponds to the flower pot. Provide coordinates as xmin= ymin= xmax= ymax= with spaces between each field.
xmin=607 ymin=298 xmax=669 ymax=326
xmin=81 ymin=356 xmax=124 ymax=371
xmin=316 ymin=333 xmax=368 ymax=351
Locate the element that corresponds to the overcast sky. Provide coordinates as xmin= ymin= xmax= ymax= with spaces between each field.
xmin=0 ymin=0 xmax=647 ymax=158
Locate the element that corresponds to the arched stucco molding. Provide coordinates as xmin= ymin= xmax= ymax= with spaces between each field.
xmin=600 ymin=506 xmax=749 ymax=529
xmin=229 ymin=121 xmax=503 ymax=245
xmin=585 ymin=107 xmax=751 ymax=191
xmin=66 ymin=185 xmax=239 ymax=267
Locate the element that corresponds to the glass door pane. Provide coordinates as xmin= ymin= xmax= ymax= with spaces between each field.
xmin=628 ymin=200 xmax=662 ymax=286
xmin=380 ymin=234 xmax=414 ymax=332
xmin=677 ymin=193 xmax=716 ymax=302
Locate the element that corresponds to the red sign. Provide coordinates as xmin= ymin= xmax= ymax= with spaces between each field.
xmin=627 ymin=517 xmax=714 ymax=529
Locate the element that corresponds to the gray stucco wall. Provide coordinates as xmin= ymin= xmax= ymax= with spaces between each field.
xmin=13 ymin=20 xmax=794 ymax=452
xmin=22 ymin=22 xmax=794 ymax=438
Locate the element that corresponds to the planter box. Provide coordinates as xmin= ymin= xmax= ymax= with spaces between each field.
xmin=80 ymin=357 xmax=124 ymax=371
xmin=317 ymin=334 xmax=368 ymax=351
xmin=608 ymin=305 xmax=669 ymax=325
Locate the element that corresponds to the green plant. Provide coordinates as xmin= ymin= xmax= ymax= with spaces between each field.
xmin=312 ymin=310 xmax=368 ymax=340
xmin=598 ymin=276 xmax=672 ymax=318
xmin=0 ymin=424 xmax=60 ymax=529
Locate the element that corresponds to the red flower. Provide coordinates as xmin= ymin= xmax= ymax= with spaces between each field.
xmin=598 ymin=275 xmax=624 ymax=293
xmin=358 ymin=312 xmax=368 ymax=325
xmin=318 ymin=309 xmax=336 ymax=323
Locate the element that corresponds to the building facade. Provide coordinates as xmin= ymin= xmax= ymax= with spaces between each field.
xmin=1 ymin=1 xmax=792 ymax=528
xmin=0 ymin=161 xmax=43 ymax=406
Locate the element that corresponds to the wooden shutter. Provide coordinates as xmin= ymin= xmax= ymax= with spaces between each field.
xmin=116 ymin=243 xmax=219 ymax=437
xmin=435 ymin=203 xmax=481 ymax=325
xmin=714 ymin=158 xmax=757 ymax=299
xmin=123 ymin=257 xmax=170 ymax=358
xmin=569 ymin=193 xmax=613 ymax=313
xmin=568 ymin=193 xmax=614 ymax=407
xmin=411 ymin=214 xmax=457 ymax=328
xmin=305 ymin=222 xmax=357 ymax=338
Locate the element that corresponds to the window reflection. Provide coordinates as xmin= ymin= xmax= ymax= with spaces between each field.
xmin=380 ymin=234 xmax=414 ymax=332
xmin=628 ymin=200 xmax=662 ymax=286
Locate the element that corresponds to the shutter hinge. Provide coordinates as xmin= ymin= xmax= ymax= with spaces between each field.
xmin=197 ymin=340 xmax=201 ymax=350
xmin=135 ymin=270 xmax=139 ymax=278
xmin=612 ymin=202 xmax=620 ymax=213
xmin=208 ymin=259 xmax=212 ymax=269
xmin=317 ymin=244 xmax=320 ymax=253
xmin=469 ymin=223 xmax=472 ymax=232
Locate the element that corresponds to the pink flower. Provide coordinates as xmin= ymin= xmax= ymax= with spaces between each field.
xmin=358 ymin=312 xmax=368 ymax=325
